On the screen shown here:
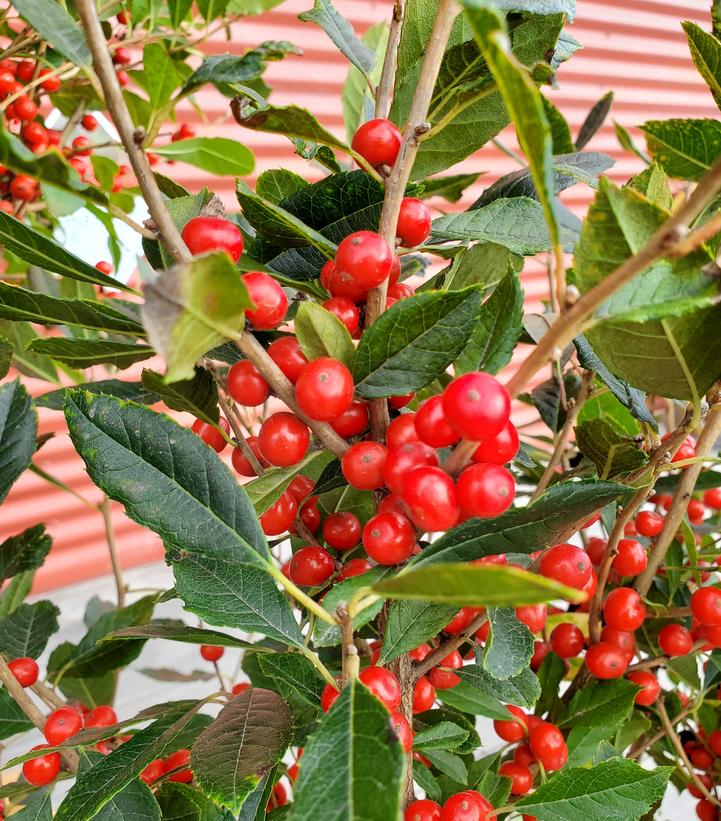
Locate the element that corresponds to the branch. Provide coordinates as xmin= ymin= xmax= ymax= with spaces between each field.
xmin=374 ymin=0 xmax=406 ymax=120
xmin=504 ymin=154 xmax=721 ymax=400
xmin=100 ymin=497 xmax=126 ymax=608
xmin=412 ymin=611 xmax=487 ymax=681
xmin=337 ymin=604 xmax=359 ymax=683
xmin=215 ymin=382 xmax=266 ymax=477
xmin=75 ymin=0 xmax=190 ymax=264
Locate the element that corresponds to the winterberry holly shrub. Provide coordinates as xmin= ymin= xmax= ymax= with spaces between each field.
xmin=2 ymin=0 xmax=721 ymax=818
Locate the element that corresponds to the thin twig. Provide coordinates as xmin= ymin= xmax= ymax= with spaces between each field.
xmin=108 ymin=204 xmax=158 ymax=239
xmin=412 ymin=612 xmax=487 ymax=681
xmin=32 ymin=680 xmax=65 ymax=710
xmin=100 ymin=497 xmax=126 ymax=608
xmin=374 ymin=0 xmax=406 ymax=120
xmin=216 ymin=386 xmax=265 ymax=477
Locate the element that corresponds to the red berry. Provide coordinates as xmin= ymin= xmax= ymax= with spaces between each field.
xmin=323 ymin=512 xmax=361 ymax=551
xmin=289 ymin=546 xmax=334 ymax=587
xmin=456 ymin=462 xmax=515 ymax=518
xmin=258 ymin=412 xmax=309 ymax=467
xmin=585 ymin=641 xmax=629 ymax=679
xmin=164 ymin=749 xmax=193 ymax=782
xmin=704 ymin=487 xmax=721 ymax=509
xmin=659 ymin=623 xmax=694 ymax=657
xmin=550 ymin=623 xmax=584 ymax=658
xmin=44 ymin=707 xmax=83 ymax=745
xmin=442 ymin=372 xmax=510 ymax=441
xmin=358 ymin=666 xmax=401 ymax=711
xmin=390 ymin=712 xmax=413 ymax=751
xmin=10 ymin=174 xmax=38 ymax=201
xmin=414 ymin=396 xmax=459 ymax=448
xmin=0 ymin=70 xmax=16 ymax=95
xmin=14 ymin=95 xmax=37 ymax=121
xmin=243 ymin=272 xmax=287 ymax=329
xmin=428 ymin=650 xmax=463 ymax=689
xmin=635 ymin=510 xmax=665 ymax=537
xmin=444 ymin=607 xmax=482 ymax=635
xmin=113 ymin=47 xmax=132 ymax=65
xmin=191 ymin=417 xmax=229 ymax=453
xmin=692 ymin=587 xmax=721 ymax=626
xmin=95 ymin=261 xmax=113 ymax=275
xmin=231 ymin=436 xmax=267 ymax=477
xmin=402 ymin=466 xmax=460 ymax=532
xmin=471 ymin=420 xmax=519 ymax=465
xmin=140 ymin=758 xmax=164 ymax=785
xmin=584 ymin=535 xmax=607 ymax=565
xmin=612 ymin=539 xmax=647 ymax=576
xmin=351 ymin=118 xmax=402 ymax=168
xmin=440 ymin=790 xmax=492 ymax=821
xmin=268 ymin=336 xmax=308 ymax=383
xmin=82 ymin=114 xmax=98 ymax=131
xmin=696 ymin=799 xmax=718 ymax=821
xmin=363 ymin=511 xmax=415 ymax=565
xmin=227 ymin=360 xmax=270 ymax=406
xmin=21 ymin=121 xmax=46 ymax=146
xmin=528 ymin=721 xmax=568 ymax=771
xmin=200 ymin=645 xmax=224 ymax=662
xmin=627 ymin=670 xmax=660 ymax=706
xmin=515 ymin=603 xmax=547 ymax=634
xmin=603 ymin=587 xmax=646 ymax=631
xmin=181 ymin=216 xmax=243 ymax=262
xmin=260 ymin=490 xmax=297 ymax=536
xmin=83 ymin=706 xmax=117 ymax=729
xmin=600 ymin=626 xmax=636 ymax=662
xmin=337 ymin=557 xmax=373 ymax=580
xmin=335 ymin=231 xmax=393 ymax=291
xmin=384 ymin=440 xmax=439 ymax=495
xmin=288 ymin=474 xmax=315 ymax=502
xmin=342 ymin=441 xmax=388 ymax=490
xmin=8 ymin=657 xmax=39 ymax=687
xmin=405 ymin=798 xmax=442 ymax=821
xmin=413 ymin=676 xmax=436 ymax=713
xmin=329 ymin=400 xmax=369 ymax=438
xmin=396 ymin=197 xmax=431 ymax=247
xmin=540 ymin=543 xmax=593 ymax=590
xmin=409 ymin=643 xmax=432 ymax=662
xmin=493 ymin=705 xmax=527 ymax=742
xmin=387 ymin=413 xmax=419 ymax=449
xmin=320 ymin=683 xmax=340 ymax=712
xmin=323 ymin=296 xmax=360 ymax=334
xmin=322 ymin=259 xmax=367 ymax=303
xmin=298 ymin=495 xmax=320 ymax=533
xmin=23 ymin=746 xmax=61 ymax=787
xmin=72 ymin=135 xmax=92 ymax=156
xmin=499 ymin=761 xmax=533 ymax=795
xmin=295 ymin=357 xmax=354 ymax=422
xmin=389 ymin=392 xmax=415 ymax=409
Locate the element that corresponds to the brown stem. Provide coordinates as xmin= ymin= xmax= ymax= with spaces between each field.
xmin=504 ymin=154 xmax=721 ymax=401
xmin=629 ymin=705 xmax=693 ymax=760
xmin=366 ymin=0 xmax=459 ymax=441
xmin=32 ymin=680 xmax=65 ymax=710
xmin=100 ymin=497 xmax=126 ymax=608
xmin=443 ymin=439 xmax=478 ymax=477
xmin=667 ymin=210 xmax=721 ymax=258
xmin=374 ymin=0 xmax=406 ymax=120
xmin=215 ymin=386 xmax=265 ymax=477
xmin=412 ymin=612 xmax=487 ymax=681
xmin=75 ymin=0 xmax=190 ymax=264
xmin=235 ymin=331 xmax=349 ymax=458
xmin=337 ymin=604 xmax=359 ymax=684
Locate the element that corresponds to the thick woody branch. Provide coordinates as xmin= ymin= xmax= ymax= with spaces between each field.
xmin=75 ymin=0 xmax=190 ymax=264
xmin=337 ymin=604 xmax=359 ymax=684
xmin=374 ymin=0 xmax=406 ymax=120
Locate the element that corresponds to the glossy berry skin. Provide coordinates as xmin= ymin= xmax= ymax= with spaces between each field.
xmin=260 ymin=491 xmax=297 ymax=536
xmin=390 ymin=712 xmax=413 ymax=751
xmin=396 ymin=197 xmax=432 ymax=247
xmin=288 ymin=475 xmax=315 ymax=502
xmin=405 ymin=798 xmax=442 ymax=821
xmin=342 ymin=441 xmax=388 ymax=490
xmin=696 ymin=799 xmax=719 ymax=821
xmin=295 ymin=357 xmax=354 ymax=421
xmin=603 ymin=587 xmax=646 ymax=631
xmin=402 ymin=466 xmax=460 ymax=532
xmin=442 ymin=372 xmax=510 ymax=441
xmin=528 ymin=722 xmax=568 ymax=771
xmin=627 ymin=670 xmax=660 ymax=706
xmin=164 ymin=749 xmax=193 ymax=783
xmin=428 ymin=650 xmax=464 ymax=690
xmin=231 ymin=436 xmax=267 ymax=477
xmin=635 ymin=510 xmax=665 ymax=537
xmin=384 ymin=440 xmax=439 ymax=494
xmin=413 ymin=676 xmax=436 ymax=714
xmin=440 ymin=790 xmax=493 ymax=821
xmin=691 ymin=586 xmax=721 ymax=626
xmin=363 ymin=511 xmax=415 ymax=565
xmin=140 ymin=758 xmax=165 ymax=785
xmin=95 ymin=260 xmax=113 ymax=275
xmin=612 ymin=538 xmax=647 ymax=576
xmin=472 ymin=420 xmax=519 ymax=465
xmin=82 ymin=114 xmax=98 ymax=131
xmin=704 ymin=487 xmax=721 ymax=509
xmin=335 ymin=231 xmax=393 ymax=291
xmin=85 ymin=705 xmax=117 ymax=728
xmin=337 ymin=558 xmax=373 ymax=580
xmin=8 ymin=657 xmax=39 ymax=687
xmin=540 ymin=543 xmax=592 ymax=590
xmin=289 ymin=547 xmax=335 ymax=587
xmin=192 ymin=417 xmax=229 ymax=453
xmin=44 ymin=707 xmax=83 ymax=745
xmin=181 ymin=216 xmax=243 ymax=262
xmin=351 ymin=118 xmax=402 ymax=167
xmin=444 ymin=607 xmax=482 ymax=635
xmin=320 ymin=683 xmax=340 ymax=712
xmin=359 ymin=666 xmax=401 ymax=711
xmin=600 ymin=626 xmax=636 ymax=662
xmin=321 ymin=260 xmax=368 ymax=303
xmin=268 ymin=336 xmax=308 ymax=383
xmin=550 ymin=623 xmax=585 ymax=658
xmin=456 ymin=463 xmax=515 ymax=518
xmin=515 ymin=604 xmax=547 ymax=635
xmin=258 ymin=412 xmax=310 ymax=467
xmin=658 ymin=623 xmax=694 ymax=656
xmin=323 ymin=512 xmax=361 ymax=551
xmin=499 ymin=762 xmax=533 ymax=795
xmin=414 ymin=396 xmax=459 ymax=448
xmin=323 ymin=296 xmax=360 ymax=334
xmin=200 ymin=645 xmax=224 ymax=662
xmin=23 ymin=746 xmax=61 ymax=787
xmin=243 ymin=272 xmax=288 ymax=329
xmin=227 ymin=360 xmax=270 ymax=406
xmin=585 ymin=641 xmax=629 ymax=679
xmin=10 ymin=174 xmax=38 ymax=201
xmin=387 ymin=413 xmax=419 ymax=450
xmin=329 ymin=400 xmax=369 ymax=438
xmin=493 ymin=705 xmax=527 ymax=742
xmin=299 ymin=496 xmax=320 ymax=533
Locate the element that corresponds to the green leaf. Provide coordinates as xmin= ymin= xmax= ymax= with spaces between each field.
xmin=294 ymin=301 xmax=355 ymax=367
xmin=458 ymin=664 xmax=541 ymax=707
xmin=432 ymin=197 xmax=579 ymax=255
xmin=144 ymin=43 xmax=180 ymax=113
xmin=342 ymin=22 xmax=389 ymax=141
xmin=627 ymin=162 xmax=673 ymax=210
xmin=153 ymin=138 xmax=254 ymax=177
xmin=10 ymin=0 xmax=90 ymax=64
xmin=192 ymin=688 xmax=291 ymax=812
xmin=0 ymin=283 xmax=143 ymax=335
xmin=63 ymin=391 xmax=270 ymax=567
xmin=299 ymin=0 xmax=374 ymax=75
xmin=55 ymin=701 xmax=205 ymax=821
xmin=27 ymin=338 xmax=154 ymax=370
xmin=292 ymin=678 xmax=405 ymax=821
xmin=422 ymin=749 xmax=468 ymax=784
xmin=36 ymin=380 xmax=159 ymax=411
xmin=641 ymin=118 xmax=721 ymax=181
xmin=141 ymin=367 xmax=219 ymax=426
xmin=529 ymin=371 xmax=581 ymax=433
xmin=171 ymin=552 xmax=304 ymax=648
xmin=455 ymin=270 xmax=523 ymax=375
xmin=0 ymin=334 xmax=10 ymax=379
xmin=516 ymin=758 xmax=672 ymax=821
xmin=0 ymin=213 xmax=131 ymax=290
xmin=409 ymin=480 xmax=630 ymax=569
xmin=575 ymin=418 xmax=647 ymax=479
xmin=168 ymin=0 xmax=193 ymax=26
xmin=379 ymin=601 xmax=457 ymax=665
xmin=440 ymin=242 xmax=522 ymax=293
xmin=0 ymin=687 xmax=33 ymax=741
xmin=0 ymin=600 xmax=59 ymax=659
xmin=245 ymin=450 xmax=334 ymax=515
xmin=614 ymin=120 xmax=650 ymax=164
xmin=413 ymin=761 xmax=442 ymax=802
xmin=419 ymin=173 xmax=483 ymax=203
xmin=373 ymin=563 xmax=584 ymax=607
xmin=185 ymin=43 xmax=301 ymax=93
xmin=494 ymin=0 xmax=575 ymax=12
xmin=352 ymin=288 xmax=483 ymax=399
xmin=256 ymin=169 xmax=309 ymax=203
xmin=0 ymin=320 xmax=58 ymax=383
xmin=8 ymin=795 xmax=52 ymax=821
xmin=482 ymin=607 xmax=534 ymax=680
xmin=105 ymin=623 xmax=258 ymax=651
xmin=156 ymin=781 xmax=228 ymax=821
xmin=576 ymin=91 xmax=614 ymax=150
xmin=0 ymin=570 xmax=35 ymax=617
xmin=683 ymin=22 xmax=721 ymax=110
xmin=413 ymin=721 xmax=469 ymax=752
xmin=0 ymin=525 xmax=51 ymax=584
xmin=0 ymin=379 xmax=36 ymax=503
xmin=141 ymin=251 xmax=253 ymax=382
xmin=256 ymin=653 xmax=325 ymax=706
xmin=543 ymin=97 xmax=575 ymax=155
xmin=575 ymin=178 xmax=721 ymax=400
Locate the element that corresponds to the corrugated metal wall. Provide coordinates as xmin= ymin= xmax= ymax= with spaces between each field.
xmin=2 ymin=0 xmax=718 ymax=591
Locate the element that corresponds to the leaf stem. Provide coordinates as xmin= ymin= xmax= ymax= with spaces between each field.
xmin=269 ymin=566 xmax=337 ymax=626
xmin=299 ymin=645 xmax=337 ymax=688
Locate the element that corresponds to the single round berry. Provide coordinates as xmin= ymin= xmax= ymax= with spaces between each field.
xmin=44 ymin=707 xmax=83 ymax=745
xmin=342 ymin=441 xmax=388 ymax=490
xmin=516 ymin=604 xmax=547 ymax=635
xmin=164 ymin=749 xmax=193 ymax=783
xmin=585 ymin=537 xmax=607 ymax=566
xmin=658 ymin=623 xmax=694 ymax=657
xmin=192 ymin=417 xmax=229 ymax=453
xmin=428 ymin=650 xmax=463 ymax=689
xmin=627 ymin=670 xmax=660 ymax=706
xmin=14 ymin=94 xmax=38 ymax=121
xmin=320 ymin=683 xmax=340 ymax=712
xmin=288 ymin=474 xmax=315 ymax=502
xmin=691 ymin=586 xmax=721 ymax=626
xmin=444 ymin=607 xmax=482 ymax=635
xmin=200 ymin=645 xmax=224 ymax=662
xmin=550 ymin=622 xmax=584 ymax=658
xmin=603 ymin=587 xmax=646 ymax=631
xmin=358 ymin=666 xmax=401 ymax=711
xmin=390 ymin=712 xmax=413 ymax=752
xmin=351 ymin=118 xmax=402 ymax=167
xmin=10 ymin=174 xmax=38 ymax=201
xmin=23 ymin=746 xmax=61 ymax=787
xmin=72 ymin=135 xmax=92 ymax=156
xmin=396 ymin=197 xmax=432 ymax=247
xmin=258 ymin=412 xmax=310 ymax=467
xmin=612 ymin=538 xmax=647 ymax=577
xmin=299 ymin=495 xmax=321 ymax=533
xmin=337 ymin=557 xmax=373 ymax=580
xmin=405 ymin=798 xmax=442 ymax=821
xmin=323 ymin=296 xmax=360 ymax=334
xmin=8 ymin=657 xmax=39 ymax=687
xmin=227 ymin=360 xmax=270 ymax=406
xmin=600 ymin=626 xmax=636 ymax=662
xmin=82 ymin=114 xmax=98 ymax=131
xmin=329 ymin=400 xmax=369 ymax=438
xmin=384 ymin=440 xmax=439 ymax=495
xmin=441 ymin=790 xmax=493 ymax=821
xmin=322 ymin=259 xmax=368 ymax=303
xmin=493 ymin=705 xmax=527 ymax=743
xmin=181 ymin=216 xmax=243 ymax=262
xmin=540 ymin=543 xmax=592 ymax=590
xmin=585 ymin=641 xmax=629 ymax=679
xmin=696 ymin=798 xmax=719 ymax=821
xmin=323 ymin=512 xmax=361 ymax=551
xmin=289 ymin=546 xmax=335 ymax=587
xmin=295 ymin=357 xmax=354 ymax=422
xmin=363 ymin=511 xmax=415 ymax=565
xmin=413 ymin=676 xmax=436 ymax=714
xmin=140 ymin=758 xmax=165 ymax=785
xmin=414 ymin=395 xmax=459 ymax=448
xmin=243 ymin=272 xmax=288 ymax=329
xmin=335 ymin=231 xmax=393 ymax=291
xmin=499 ymin=761 xmax=533 ymax=795
xmin=528 ymin=721 xmax=568 ymax=771
xmin=442 ymin=372 xmax=510 ymax=441
xmin=260 ymin=490 xmax=297 ymax=536
xmin=471 ymin=420 xmax=519 ymax=465
xmin=387 ymin=413 xmax=420 ymax=450
xmin=95 ymin=260 xmax=113 ymax=275
xmin=635 ymin=510 xmax=665 ymax=537
xmin=402 ymin=466 xmax=460 ymax=532
xmin=231 ymin=436 xmax=267 ymax=477
xmin=704 ymin=487 xmax=721 ymax=509
xmin=456 ymin=462 xmax=515 ymax=518
xmin=84 ymin=705 xmax=118 ymax=728
xmin=268 ymin=336 xmax=309 ymax=383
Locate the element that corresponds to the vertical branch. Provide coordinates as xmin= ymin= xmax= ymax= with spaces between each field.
xmin=375 ymin=0 xmax=406 ymax=120
xmin=337 ymin=604 xmax=359 ymax=683
xmin=100 ymin=498 xmax=126 ymax=608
